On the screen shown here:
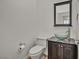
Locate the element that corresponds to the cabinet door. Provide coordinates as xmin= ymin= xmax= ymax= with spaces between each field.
xmin=48 ymin=41 xmax=62 ymax=59
xmin=48 ymin=42 xmax=53 ymax=59
xmin=63 ymin=44 xmax=77 ymax=59
xmin=48 ymin=41 xmax=58 ymax=59
xmin=58 ymin=44 xmax=64 ymax=59
xmin=51 ymin=43 xmax=59 ymax=59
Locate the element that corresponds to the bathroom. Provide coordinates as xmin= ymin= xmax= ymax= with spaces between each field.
xmin=0 ymin=0 xmax=79 ymax=59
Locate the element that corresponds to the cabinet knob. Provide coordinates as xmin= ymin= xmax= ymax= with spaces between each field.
xmin=59 ymin=45 xmax=60 ymax=46
xmin=61 ymin=45 xmax=63 ymax=47
xmin=58 ymin=45 xmax=63 ymax=47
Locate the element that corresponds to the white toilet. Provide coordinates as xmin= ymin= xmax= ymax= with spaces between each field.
xmin=29 ymin=45 xmax=45 ymax=59
xmin=29 ymin=38 xmax=47 ymax=59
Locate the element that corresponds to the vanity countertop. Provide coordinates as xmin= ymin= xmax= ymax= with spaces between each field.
xmin=47 ymin=37 xmax=77 ymax=45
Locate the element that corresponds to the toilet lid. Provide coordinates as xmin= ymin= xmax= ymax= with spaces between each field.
xmin=29 ymin=45 xmax=44 ymax=54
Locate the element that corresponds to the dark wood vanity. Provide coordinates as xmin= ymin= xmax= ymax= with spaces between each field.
xmin=48 ymin=40 xmax=78 ymax=59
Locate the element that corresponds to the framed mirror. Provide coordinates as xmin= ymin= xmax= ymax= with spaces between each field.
xmin=54 ymin=1 xmax=72 ymax=26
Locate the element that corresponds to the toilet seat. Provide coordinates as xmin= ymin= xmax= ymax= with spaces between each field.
xmin=29 ymin=45 xmax=45 ymax=55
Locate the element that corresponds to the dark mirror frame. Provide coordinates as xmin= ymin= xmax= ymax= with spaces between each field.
xmin=54 ymin=0 xmax=72 ymax=26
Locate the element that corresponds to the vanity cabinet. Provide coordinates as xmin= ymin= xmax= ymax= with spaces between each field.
xmin=48 ymin=41 xmax=78 ymax=59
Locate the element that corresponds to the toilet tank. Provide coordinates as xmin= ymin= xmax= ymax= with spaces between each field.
xmin=35 ymin=38 xmax=47 ymax=48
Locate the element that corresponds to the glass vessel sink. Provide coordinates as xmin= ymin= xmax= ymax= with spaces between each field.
xmin=54 ymin=34 xmax=69 ymax=41
xmin=54 ymin=28 xmax=70 ymax=41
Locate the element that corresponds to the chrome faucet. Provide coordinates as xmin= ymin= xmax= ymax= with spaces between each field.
xmin=65 ymin=27 xmax=70 ymax=38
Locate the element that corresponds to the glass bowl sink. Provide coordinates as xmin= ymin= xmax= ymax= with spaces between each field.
xmin=54 ymin=28 xmax=70 ymax=41
xmin=54 ymin=34 xmax=69 ymax=41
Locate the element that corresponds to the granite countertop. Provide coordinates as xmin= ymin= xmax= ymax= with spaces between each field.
xmin=47 ymin=37 xmax=77 ymax=45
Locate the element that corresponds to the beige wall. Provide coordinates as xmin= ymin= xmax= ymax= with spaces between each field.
xmin=0 ymin=0 xmax=38 ymax=59
xmin=0 ymin=0 xmax=78 ymax=59
xmin=37 ymin=0 xmax=78 ymax=39
xmin=78 ymin=2 xmax=79 ymax=39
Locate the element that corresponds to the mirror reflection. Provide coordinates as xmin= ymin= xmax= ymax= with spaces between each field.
xmin=54 ymin=1 xmax=72 ymax=26
xmin=56 ymin=4 xmax=70 ymax=24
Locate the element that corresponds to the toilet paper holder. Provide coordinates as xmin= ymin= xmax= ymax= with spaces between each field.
xmin=18 ymin=43 xmax=26 ymax=53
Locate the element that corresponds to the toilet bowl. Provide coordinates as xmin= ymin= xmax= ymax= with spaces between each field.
xmin=29 ymin=45 xmax=45 ymax=59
